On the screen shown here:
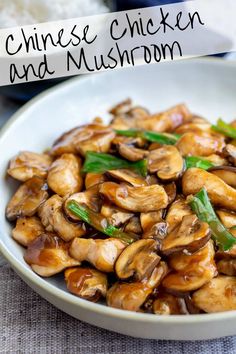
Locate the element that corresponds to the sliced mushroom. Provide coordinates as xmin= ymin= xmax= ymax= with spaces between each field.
xmin=140 ymin=211 xmax=163 ymax=232
xmin=176 ymin=132 xmax=225 ymax=157
xmin=124 ymin=216 xmax=142 ymax=234
xmin=6 ymin=177 xmax=49 ymax=221
xmin=216 ymin=210 xmax=236 ymax=228
xmin=148 ymin=146 xmax=184 ymax=181
xmin=38 ymin=195 xmax=86 ymax=241
xmin=118 ymin=143 xmax=148 ymax=162
xmin=107 ymin=169 xmax=147 ymax=187
xmin=135 ymin=104 xmax=191 ymax=132
xmin=64 ymin=186 xmax=101 ymax=221
xmin=51 ymin=124 xmax=115 ymax=157
xmin=115 ymin=239 xmax=160 ymax=281
xmin=164 ymin=182 xmax=177 ymax=204
xmin=165 ymin=197 xmax=193 ymax=233
xmin=69 ymin=238 xmax=127 ymax=272
xmin=99 ymin=182 xmax=168 ymax=212
xmin=161 ymin=215 xmax=211 ymax=255
xmin=101 ymin=203 xmax=134 ymax=227
xmin=65 ymin=267 xmax=108 ymax=301
xmin=217 ymin=259 xmax=236 ymax=276
xmin=107 ymin=262 xmax=167 ymax=311
xmin=209 ymin=166 xmax=236 ymax=189
xmin=192 ymin=276 xmax=236 ymax=312
xmin=224 ymin=144 xmax=236 ymax=166
xmin=24 ymin=233 xmax=80 ymax=277
xmin=153 ymin=293 xmax=188 ymax=315
xmin=85 ymin=173 xmax=107 ymax=189
xmin=12 ymin=216 xmax=44 ymax=247
xmin=47 ymin=153 xmax=83 ymax=197
xmin=162 ymin=241 xmax=217 ymax=292
xmin=7 ymin=151 xmax=52 ymax=182
xmin=182 ymin=168 xmax=236 ymax=211
xmin=142 ymin=222 xmax=168 ymax=241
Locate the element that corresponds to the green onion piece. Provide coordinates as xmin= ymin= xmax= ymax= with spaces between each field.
xmin=67 ymin=200 xmax=136 ymax=244
xmin=115 ymin=129 xmax=180 ymax=145
xmin=185 ymin=156 xmax=215 ymax=170
xmin=212 ymin=118 xmax=236 ymax=139
xmin=188 ymin=188 xmax=236 ymax=251
xmin=82 ymin=151 xmax=147 ymax=177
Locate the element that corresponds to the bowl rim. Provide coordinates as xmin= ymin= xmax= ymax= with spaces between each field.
xmin=1 ymin=57 xmax=236 ymax=325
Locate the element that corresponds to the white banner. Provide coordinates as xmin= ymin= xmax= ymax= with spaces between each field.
xmin=0 ymin=0 xmax=235 ymax=86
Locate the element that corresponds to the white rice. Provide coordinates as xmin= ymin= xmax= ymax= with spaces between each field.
xmin=0 ymin=0 xmax=109 ymax=28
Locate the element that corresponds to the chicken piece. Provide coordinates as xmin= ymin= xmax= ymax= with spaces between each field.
xmin=69 ymin=238 xmax=127 ymax=272
xmin=65 ymin=267 xmax=107 ymax=302
xmin=7 ymin=151 xmax=52 ymax=182
xmin=99 ymin=182 xmax=168 ymax=212
xmin=165 ymin=198 xmax=193 ymax=233
xmin=192 ymin=276 xmax=236 ymax=312
xmin=162 ymin=215 xmax=211 ymax=255
xmin=115 ymin=239 xmax=160 ymax=281
xmin=118 ymin=143 xmax=148 ymax=162
xmin=107 ymin=262 xmax=168 ymax=311
xmin=12 ymin=216 xmax=44 ymax=247
xmin=51 ymin=124 xmax=115 ymax=157
xmin=38 ymin=195 xmax=86 ymax=242
xmin=209 ymin=166 xmax=236 ymax=189
xmin=47 ymin=153 xmax=83 ymax=197
xmin=140 ymin=211 xmax=163 ymax=232
xmin=182 ymin=168 xmax=236 ymax=212
xmin=176 ymin=132 xmax=225 ymax=157
xmin=153 ymin=293 xmax=188 ymax=315
xmin=216 ymin=210 xmax=236 ymax=229
xmin=6 ymin=177 xmax=49 ymax=221
xmin=174 ymin=121 xmax=211 ymax=135
xmin=135 ymin=104 xmax=191 ymax=132
xmin=24 ymin=233 xmax=80 ymax=277
xmin=162 ymin=241 xmax=217 ymax=292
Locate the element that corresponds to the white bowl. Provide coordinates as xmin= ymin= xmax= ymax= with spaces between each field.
xmin=1 ymin=58 xmax=236 ymax=340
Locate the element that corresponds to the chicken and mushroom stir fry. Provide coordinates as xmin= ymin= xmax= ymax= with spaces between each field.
xmin=5 ymin=100 xmax=236 ymax=314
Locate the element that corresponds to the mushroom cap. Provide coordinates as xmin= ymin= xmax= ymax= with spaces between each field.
xmin=192 ymin=276 xmax=236 ymax=313
xmin=115 ymin=239 xmax=160 ymax=281
xmin=118 ymin=143 xmax=148 ymax=162
xmin=161 ymin=214 xmax=211 ymax=255
xmin=65 ymin=267 xmax=108 ymax=302
xmin=148 ymin=146 xmax=184 ymax=181
xmin=6 ymin=176 xmax=49 ymax=221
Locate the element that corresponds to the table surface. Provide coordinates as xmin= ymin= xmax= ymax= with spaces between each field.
xmin=0 ymin=95 xmax=236 ymax=354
